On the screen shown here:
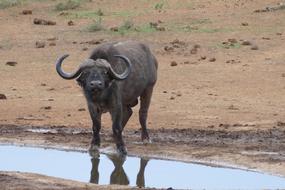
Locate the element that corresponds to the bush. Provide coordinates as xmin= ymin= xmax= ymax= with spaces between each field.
xmin=55 ymin=0 xmax=81 ymax=11
xmin=0 ymin=0 xmax=21 ymax=9
xmin=87 ymin=17 xmax=104 ymax=32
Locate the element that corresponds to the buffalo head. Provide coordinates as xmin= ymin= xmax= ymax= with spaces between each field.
xmin=56 ymin=55 xmax=132 ymax=93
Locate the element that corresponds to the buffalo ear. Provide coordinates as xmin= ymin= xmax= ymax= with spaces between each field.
xmin=76 ymin=75 xmax=85 ymax=87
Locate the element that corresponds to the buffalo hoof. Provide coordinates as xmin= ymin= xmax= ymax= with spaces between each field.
xmin=142 ymin=138 xmax=152 ymax=144
xmin=117 ymin=145 xmax=127 ymax=156
xmin=88 ymin=144 xmax=100 ymax=158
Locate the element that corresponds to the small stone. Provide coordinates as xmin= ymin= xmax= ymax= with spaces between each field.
xmin=47 ymin=37 xmax=57 ymax=41
xmin=262 ymin=37 xmax=270 ymax=40
xmin=251 ymin=45 xmax=259 ymax=50
xmin=6 ymin=61 xmax=18 ymax=66
xmin=164 ymin=46 xmax=174 ymax=52
xmin=35 ymin=41 xmax=45 ymax=48
xmin=193 ymin=44 xmax=201 ymax=49
xmin=170 ymin=61 xmax=178 ymax=66
xmin=209 ymin=58 xmax=216 ymax=62
xmin=228 ymin=38 xmax=237 ymax=43
xmin=241 ymin=22 xmax=248 ymax=26
xmin=149 ymin=22 xmax=158 ymax=28
xmin=276 ymin=32 xmax=282 ymax=36
xmin=22 ymin=10 xmax=32 ymax=15
xmin=42 ymin=106 xmax=51 ymax=110
xmin=48 ymin=98 xmax=54 ymax=101
xmin=170 ymin=96 xmax=175 ymax=100
xmin=190 ymin=48 xmax=197 ymax=54
xmin=0 ymin=94 xmax=7 ymax=100
xmin=163 ymin=91 xmax=167 ymax=93
xmin=49 ymin=42 xmax=56 ymax=46
xmin=241 ymin=40 xmax=251 ymax=46
xmin=34 ymin=18 xmax=56 ymax=25
xmin=156 ymin=26 xmax=166 ymax=31
xmin=200 ymin=56 xmax=207 ymax=60
xmin=82 ymin=47 xmax=88 ymax=51
xmin=78 ymin=108 xmax=86 ymax=111
xmin=277 ymin=121 xmax=285 ymax=126
xmin=40 ymin=83 xmax=47 ymax=86
xmin=110 ymin=26 xmax=119 ymax=32
xmin=68 ymin=20 xmax=74 ymax=26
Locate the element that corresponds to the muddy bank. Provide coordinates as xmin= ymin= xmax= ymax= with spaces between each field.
xmin=0 ymin=171 xmax=133 ymax=190
xmin=1 ymin=124 xmax=285 ymax=178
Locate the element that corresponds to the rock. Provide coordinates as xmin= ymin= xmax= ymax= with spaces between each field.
xmin=190 ymin=48 xmax=197 ymax=54
xmin=68 ymin=20 xmax=74 ymax=26
xmin=163 ymin=90 xmax=167 ymax=93
xmin=34 ymin=18 xmax=56 ymax=25
xmin=277 ymin=121 xmax=285 ymax=126
xmin=6 ymin=61 xmax=17 ymax=66
xmin=193 ymin=44 xmax=201 ymax=49
xmin=276 ymin=32 xmax=282 ymax=36
xmin=251 ymin=45 xmax=259 ymax=50
xmin=170 ymin=61 xmax=178 ymax=66
xmin=47 ymin=37 xmax=57 ymax=41
xmin=262 ymin=37 xmax=270 ymax=40
xmin=35 ymin=41 xmax=45 ymax=48
xmin=164 ymin=46 xmax=174 ymax=52
xmin=49 ymin=42 xmax=56 ymax=46
xmin=78 ymin=108 xmax=86 ymax=111
xmin=228 ymin=38 xmax=237 ymax=43
xmin=176 ymin=92 xmax=182 ymax=97
xmin=241 ymin=40 xmax=251 ymax=46
xmin=40 ymin=83 xmax=47 ymax=86
xmin=149 ymin=22 xmax=158 ymax=28
xmin=22 ymin=10 xmax=32 ymax=15
xmin=170 ymin=96 xmax=175 ymax=100
xmin=42 ymin=106 xmax=52 ymax=110
xmin=110 ymin=26 xmax=119 ymax=32
xmin=200 ymin=56 xmax=207 ymax=60
xmin=241 ymin=22 xmax=248 ymax=26
xmin=156 ymin=26 xmax=166 ymax=31
xmin=0 ymin=94 xmax=7 ymax=100
xmin=82 ymin=47 xmax=88 ymax=51
xmin=209 ymin=58 xmax=216 ymax=62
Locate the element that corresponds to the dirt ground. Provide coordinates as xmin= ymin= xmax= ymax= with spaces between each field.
xmin=1 ymin=0 xmax=285 ymax=189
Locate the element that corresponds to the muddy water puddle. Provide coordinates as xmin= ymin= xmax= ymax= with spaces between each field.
xmin=1 ymin=145 xmax=285 ymax=189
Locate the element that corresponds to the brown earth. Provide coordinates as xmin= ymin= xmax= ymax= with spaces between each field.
xmin=1 ymin=0 xmax=285 ymax=189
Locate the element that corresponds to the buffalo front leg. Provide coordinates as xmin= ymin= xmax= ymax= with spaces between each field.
xmin=122 ymin=106 xmax=133 ymax=129
xmin=139 ymin=87 xmax=154 ymax=143
xmin=88 ymin=103 xmax=102 ymax=152
xmin=111 ymin=106 xmax=127 ymax=155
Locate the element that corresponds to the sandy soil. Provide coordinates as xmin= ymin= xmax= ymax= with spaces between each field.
xmin=1 ymin=0 xmax=285 ymax=189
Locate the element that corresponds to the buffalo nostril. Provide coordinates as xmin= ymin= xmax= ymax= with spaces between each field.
xmin=90 ymin=81 xmax=102 ymax=87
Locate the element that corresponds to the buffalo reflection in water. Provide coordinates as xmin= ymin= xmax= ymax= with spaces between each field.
xmin=90 ymin=154 xmax=149 ymax=187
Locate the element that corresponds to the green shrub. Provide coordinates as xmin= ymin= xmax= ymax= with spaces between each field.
xmin=87 ymin=17 xmax=104 ymax=32
xmin=55 ymin=0 xmax=81 ymax=11
xmin=0 ymin=0 xmax=21 ymax=9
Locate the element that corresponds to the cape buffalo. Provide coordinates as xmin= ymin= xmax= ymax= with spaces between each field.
xmin=55 ymin=41 xmax=158 ymax=155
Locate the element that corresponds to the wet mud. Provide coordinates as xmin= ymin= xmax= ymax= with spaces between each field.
xmin=1 ymin=124 xmax=285 ymax=177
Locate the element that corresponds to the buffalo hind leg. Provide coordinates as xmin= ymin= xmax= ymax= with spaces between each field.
xmin=139 ymin=86 xmax=154 ymax=143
